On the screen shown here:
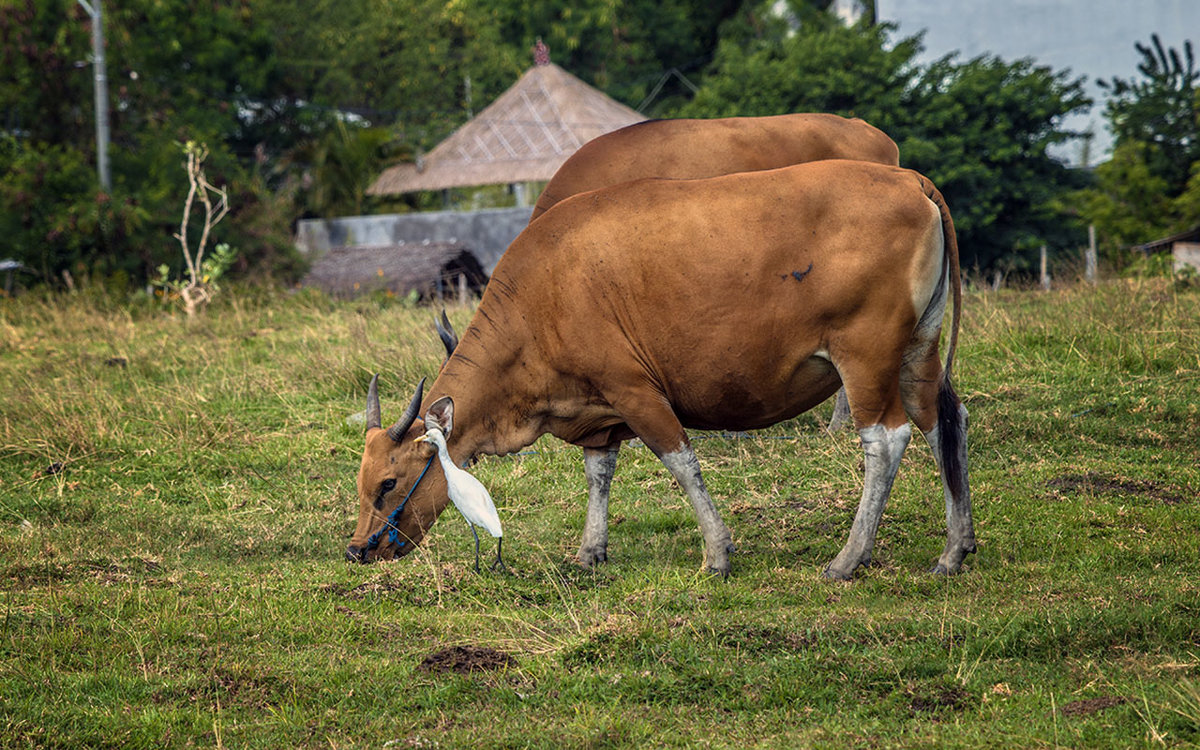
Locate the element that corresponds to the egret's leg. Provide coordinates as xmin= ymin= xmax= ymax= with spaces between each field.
xmin=469 ymin=522 xmax=481 ymax=573
xmin=491 ymin=538 xmax=508 ymax=574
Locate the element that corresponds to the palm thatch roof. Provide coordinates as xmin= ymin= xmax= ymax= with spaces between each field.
xmin=367 ymin=61 xmax=644 ymax=196
xmin=301 ymin=242 xmax=488 ymax=299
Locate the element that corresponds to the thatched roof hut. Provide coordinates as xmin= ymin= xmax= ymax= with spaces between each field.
xmin=301 ymin=241 xmax=488 ymax=299
xmin=367 ymin=43 xmax=643 ymax=196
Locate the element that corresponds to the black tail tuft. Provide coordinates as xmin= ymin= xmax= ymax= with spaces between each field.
xmin=937 ymin=371 xmax=965 ymax=500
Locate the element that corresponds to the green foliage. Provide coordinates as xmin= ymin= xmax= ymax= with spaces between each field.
xmin=1099 ymin=35 xmax=1200 ymax=196
xmin=683 ymin=17 xmax=919 ymax=120
xmin=0 ymin=135 xmax=152 ymax=280
xmin=2 ymin=1 xmax=1191 ymax=283
xmin=256 ymin=0 xmax=526 ymax=148
xmin=1069 ymin=142 xmax=1173 ymax=262
xmin=0 ymin=0 xmax=94 ymax=147
xmin=1 ymin=285 xmax=1198 ymax=746
xmin=908 ymin=54 xmax=1093 ymax=272
xmin=286 ymin=122 xmax=408 ymax=219
xmin=0 ymin=0 xmax=297 ymax=285
xmin=1126 ymin=250 xmax=1200 ymax=291
xmin=465 ymin=0 xmax=742 ymax=113
xmin=678 ymin=21 xmax=1092 ymax=272
xmin=152 ymin=241 xmax=236 ymax=307
xmin=1075 ymin=36 xmax=1200 ymax=263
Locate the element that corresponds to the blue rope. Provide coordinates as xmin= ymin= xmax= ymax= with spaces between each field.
xmin=364 ymin=455 xmax=436 ymax=553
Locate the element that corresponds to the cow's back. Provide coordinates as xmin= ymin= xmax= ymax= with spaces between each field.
xmin=494 ymin=160 xmax=944 ymax=432
xmin=531 ymin=113 xmax=900 ymax=221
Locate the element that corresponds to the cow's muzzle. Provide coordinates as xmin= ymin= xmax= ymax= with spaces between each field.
xmin=345 ymin=544 xmax=369 ymax=564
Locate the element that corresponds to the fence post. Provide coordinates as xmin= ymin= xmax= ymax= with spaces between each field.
xmin=1040 ymin=246 xmax=1051 ymax=291
xmin=1086 ymin=224 xmax=1098 ymax=285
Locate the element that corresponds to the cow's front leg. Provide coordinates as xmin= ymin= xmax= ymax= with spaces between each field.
xmin=825 ymin=422 xmax=911 ymax=580
xmin=658 ymin=444 xmax=736 ymax=577
xmin=601 ymin=383 xmax=735 ymax=575
xmin=577 ymin=443 xmax=620 ymax=567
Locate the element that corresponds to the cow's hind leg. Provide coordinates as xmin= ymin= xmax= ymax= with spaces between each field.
xmin=577 ymin=442 xmax=620 ymax=567
xmin=899 ymin=331 xmax=976 ymax=575
xmin=824 ymin=420 xmax=911 ymax=580
xmin=825 ymin=348 xmax=912 ymax=580
xmin=918 ymin=381 xmax=976 ymax=574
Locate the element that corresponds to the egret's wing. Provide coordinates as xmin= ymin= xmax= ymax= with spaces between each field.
xmin=448 ymin=470 xmax=503 ymax=538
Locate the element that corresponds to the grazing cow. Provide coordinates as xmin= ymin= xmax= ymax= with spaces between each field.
xmin=529 ymin=112 xmax=900 ymax=222
xmin=348 ymin=160 xmax=975 ymax=579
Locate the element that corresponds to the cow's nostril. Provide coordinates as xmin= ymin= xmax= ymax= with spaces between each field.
xmin=345 ymin=545 xmax=367 ymax=564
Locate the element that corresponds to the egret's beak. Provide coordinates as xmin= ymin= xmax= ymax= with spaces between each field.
xmin=414 ymin=434 xmax=429 ymax=443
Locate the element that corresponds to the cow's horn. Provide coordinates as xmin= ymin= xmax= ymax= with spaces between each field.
xmin=386 ymin=377 xmax=426 ymax=442
xmin=366 ymin=374 xmax=382 ymax=430
xmin=435 ymin=309 xmax=459 ymax=361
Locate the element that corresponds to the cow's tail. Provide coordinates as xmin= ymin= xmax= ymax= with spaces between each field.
xmin=925 ymin=178 xmax=966 ymax=499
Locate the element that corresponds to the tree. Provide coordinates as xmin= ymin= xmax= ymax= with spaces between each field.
xmin=160 ymin=142 xmax=231 ymax=318
xmin=0 ymin=0 xmax=298 ymax=284
xmin=904 ymin=54 xmax=1092 ymax=271
xmin=1099 ymin=35 xmax=1199 ymax=197
xmin=461 ymin=0 xmax=743 ymax=114
xmin=1074 ymin=36 xmax=1200 ymax=261
xmin=676 ymin=18 xmax=1091 ymax=272
xmin=286 ymin=122 xmax=407 ymax=219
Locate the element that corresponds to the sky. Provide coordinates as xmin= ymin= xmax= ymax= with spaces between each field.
xmin=877 ymin=0 xmax=1200 ymax=166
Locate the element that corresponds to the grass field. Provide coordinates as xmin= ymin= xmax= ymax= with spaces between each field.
xmin=1 ymin=280 xmax=1198 ymax=748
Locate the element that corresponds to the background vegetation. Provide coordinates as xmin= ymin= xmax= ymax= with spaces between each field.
xmin=1 ymin=280 xmax=1197 ymax=747
xmin=3 ymin=0 xmax=1198 ymax=286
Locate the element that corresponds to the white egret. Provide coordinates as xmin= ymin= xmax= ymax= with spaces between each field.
xmin=415 ymin=427 xmax=506 ymax=572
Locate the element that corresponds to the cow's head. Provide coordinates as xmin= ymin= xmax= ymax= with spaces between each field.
xmin=345 ymin=375 xmax=452 ymax=563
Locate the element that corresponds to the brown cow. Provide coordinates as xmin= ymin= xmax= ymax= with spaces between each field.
xmin=348 ymin=160 xmax=975 ymax=580
xmin=530 ymin=112 xmax=900 ymax=222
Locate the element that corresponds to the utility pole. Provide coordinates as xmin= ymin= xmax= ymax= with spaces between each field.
xmin=76 ymin=0 xmax=111 ymax=191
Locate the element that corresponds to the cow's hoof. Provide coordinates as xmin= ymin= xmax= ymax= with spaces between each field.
xmin=575 ymin=545 xmax=608 ymax=568
xmin=703 ymin=542 xmax=736 ymax=578
xmin=704 ymin=564 xmax=732 ymax=579
xmin=824 ymin=550 xmax=869 ymax=581
xmin=822 ymin=564 xmax=855 ymax=581
xmin=930 ymin=560 xmax=967 ymax=576
xmin=823 ymin=556 xmax=869 ymax=580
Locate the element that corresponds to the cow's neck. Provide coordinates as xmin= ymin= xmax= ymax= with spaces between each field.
xmin=427 ymin=311 xmax=547 ymax=466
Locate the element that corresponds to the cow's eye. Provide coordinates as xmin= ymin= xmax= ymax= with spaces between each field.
xmin=381 ymin=479 xmax=397 ymax=493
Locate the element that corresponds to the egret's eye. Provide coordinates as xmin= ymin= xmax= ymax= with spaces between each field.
xmin=381 ymin=478 xmax=397 ymax=493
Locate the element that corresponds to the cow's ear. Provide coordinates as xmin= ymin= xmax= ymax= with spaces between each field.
xmin=424 ymin=396 xmax=454 ymax=436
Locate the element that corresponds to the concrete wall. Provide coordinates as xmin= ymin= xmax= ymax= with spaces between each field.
xmin=1175 ymin=242 xmax=1200 ymax=274
xmin=295 ymin=206 xmax=533 ymax=275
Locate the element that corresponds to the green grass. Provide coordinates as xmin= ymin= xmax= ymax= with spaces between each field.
xmin=1 ymin=281 xmax=1198 ymax=748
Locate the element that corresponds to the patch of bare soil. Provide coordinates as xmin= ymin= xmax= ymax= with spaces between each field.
xmin=714 ymin=625 xmax=815 ymax=653
xmin=1057 ymin=695 xmax=1128 ymax=717
xmin=417 ymin=645 xmax=517 ymax=675
xmin=907 ymin=682 xmax=975 ymax=715
xmin=322 ymin=580 xmax=412 ymax=599
xmin=1048 ymin=472 xmax=1188 ymax=505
